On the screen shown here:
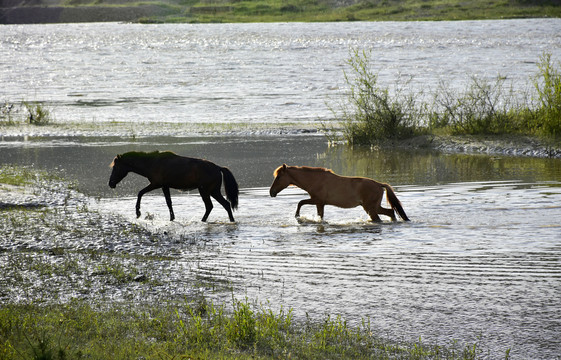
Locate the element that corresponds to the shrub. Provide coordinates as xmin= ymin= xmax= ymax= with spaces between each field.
xmin=24 ymin=102 xmax=52 ymax=126
xmin=331 ymin=48 xmax=422 ymax=145
xmin=328 ymin=50 xmax=561 ymax=144
xmin=532 ymin=52 xmax=561 ymax=137
xmin=430 ymin=76 xmax=522 ymax=135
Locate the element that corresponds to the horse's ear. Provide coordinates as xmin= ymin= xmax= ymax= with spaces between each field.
xmin=282 ymin=164 xmax=287 ymax=170
xmin=110 ymin=155 xmax=120 ymax=168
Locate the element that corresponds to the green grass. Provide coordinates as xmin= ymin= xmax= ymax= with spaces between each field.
xmin=325 ymin=50 xmax=561 ymax=146
xmin=0 ymin=165 xmax=62 ymax=186
xmin=0 ymin=298 xmax=485 ymax=359
xmin=11 ymin=0 xmax=561 ymax=23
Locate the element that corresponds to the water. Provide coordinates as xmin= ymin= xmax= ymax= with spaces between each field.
xmin=1 ymin=135 xmax=560 ymax=359
xmin=1 ymin=19 xmax=561 ymax=130
xmin=1 ymin=20 xmax=561 ymax=359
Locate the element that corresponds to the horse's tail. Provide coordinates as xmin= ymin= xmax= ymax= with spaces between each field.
xmin=382 ymin=183 xmax=410 ymax=221
xmin=221 ymin=167 xmax=239 ymax=210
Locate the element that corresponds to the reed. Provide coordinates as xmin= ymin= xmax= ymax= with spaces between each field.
xmin=0 ymin=101 xmax=53 ymax=126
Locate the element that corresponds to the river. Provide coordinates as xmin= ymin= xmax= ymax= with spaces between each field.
xmin=1 ymin=20 xmax=561 ymax=359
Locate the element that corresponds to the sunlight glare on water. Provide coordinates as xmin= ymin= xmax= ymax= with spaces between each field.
xmin=1 ymin=19 xmax=560 ymax=129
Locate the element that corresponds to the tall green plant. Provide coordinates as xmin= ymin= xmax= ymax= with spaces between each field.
xmin=431 ymin=76 xmax=520 ymax=135
xmin=332 ymin=49 xmax=421 ymax=145
xmin=533 ymin=52 xmax=561 ymax=138
xmin=23 ymin=101 xmax=52 ymax=126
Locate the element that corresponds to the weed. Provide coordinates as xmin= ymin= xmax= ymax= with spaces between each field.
xmin=330 ymin=51 xmax=561 ymax=145
xmin=532 ymin=53 xmax=561 ymax=138
xmin=0 ymin=101 xmax=17 ymax=125
xmin=430 ymin=75 xmax=521 ymax=135
xmin=23 ymin=101 xmax=53 ymax=126
xmin=329 ymin=48 xmax=423 ymax=145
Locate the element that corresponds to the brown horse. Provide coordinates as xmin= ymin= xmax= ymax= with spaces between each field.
xmin=269 ymin=164 xmax=409 ymax=222
xmin=109 ymin=151 xmax=239 ymax=222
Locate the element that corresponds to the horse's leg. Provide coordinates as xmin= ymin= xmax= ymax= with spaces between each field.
xmin=364 ymin=205 xmax=382 ymax=222
xmin=211 ymin=188 xmax=235 ymax=222
xmin=162 ymin=186 xmax=175 ymax=221
xmin=136 ymin=184 xmax=159 ymax=218
xmin=199 ymin=188 xmax=213 ymax=222
xmin=296 ymin=198 xmax=317 ymax=217
xmin=378 ymin=206 xmax=396 ymax=221
xmin=362 ymin=193 xmax=385 ymax=222
xmin=316 ymin=204 xmax=325 ymax=220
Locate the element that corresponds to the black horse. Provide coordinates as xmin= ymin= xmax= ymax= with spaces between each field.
xmin=109 ymin=151 xmax=239 ymax=222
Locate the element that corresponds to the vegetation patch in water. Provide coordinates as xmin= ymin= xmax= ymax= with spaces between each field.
xmin=325 ymin=51 xmax=561 ymax=147
xmin=1 ymin=101 xmax=53 ymax=126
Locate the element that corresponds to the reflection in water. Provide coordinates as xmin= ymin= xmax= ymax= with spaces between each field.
xmin=319 ymin=145 xmax=561 ymax=186
xmin=1 ymin=135 xmax=560 ymax=193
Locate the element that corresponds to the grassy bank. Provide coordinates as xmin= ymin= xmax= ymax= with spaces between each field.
xmin=1 ymin=299 xmax=485 ymax=360
xmin=325 ymin=51 xmax=561 ymax=147
xmin=1 ymin=0 xmax=560 ymax=24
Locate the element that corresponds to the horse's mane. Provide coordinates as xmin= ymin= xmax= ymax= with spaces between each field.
xmin=274 ymin=165 xmax=334 ymax=177
xmin=297 ymin=166 xmax=334 ymax=173
xmin=110 ymin=151 xmax=177 ymax=168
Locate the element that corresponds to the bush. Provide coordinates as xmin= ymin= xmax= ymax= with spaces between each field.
xmin=330 ymin=48 xmax=422 ymax=145
xmin=24 ymin=101 xmax=52 ymax=126
xmin=532 ymin=53 xmax=561 ymax=137
xmin=430 ymin=76 xmax=522 ymax=135
xmin=328 ymin=50 xmax=561 ymax=144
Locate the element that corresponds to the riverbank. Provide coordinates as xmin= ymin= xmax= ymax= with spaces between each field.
xmin=1 ymin=0 xmax=560 ymax=24
xmin=394 ymin=134 xmax=561 ymax=158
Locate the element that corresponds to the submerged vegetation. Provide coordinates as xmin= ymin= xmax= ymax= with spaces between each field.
xmin=326 ymin=51 xmax=561 ymax=146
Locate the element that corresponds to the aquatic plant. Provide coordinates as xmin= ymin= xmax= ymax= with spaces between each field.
xmin=0 ymin=101 xmax=53 ymax=126
xmin=429 ymin=75 xmax=522 ymax=135
xmin=532 ymin=53 xmax=561 ymax=138
xmin=23 ymin=101 xmax=52 ymax=126
xmin=0 ymin=101 xmax=17 ymax=125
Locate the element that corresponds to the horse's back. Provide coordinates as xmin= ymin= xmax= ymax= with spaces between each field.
xmin=159 ymin=155 xmax=221 ymax=189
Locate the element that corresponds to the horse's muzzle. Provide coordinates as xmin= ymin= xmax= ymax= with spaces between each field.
xmin=109 ymin=181 xmax=116 ymax=189
xmin=269 ymin=189 xmax=277 ymax=197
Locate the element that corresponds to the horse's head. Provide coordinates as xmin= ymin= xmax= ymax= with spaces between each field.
xmin=108 ymin=155 xmax=129 ymax=188
xmin=270 ymin=164 xmax=291 ymax=197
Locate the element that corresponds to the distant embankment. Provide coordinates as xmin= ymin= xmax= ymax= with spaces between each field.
xmin=0 ymin=0 xmax=167 ymax=23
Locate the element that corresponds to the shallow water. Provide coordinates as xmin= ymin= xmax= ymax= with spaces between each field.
xmin=2 ymin=135 xmax=560 ymax=359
